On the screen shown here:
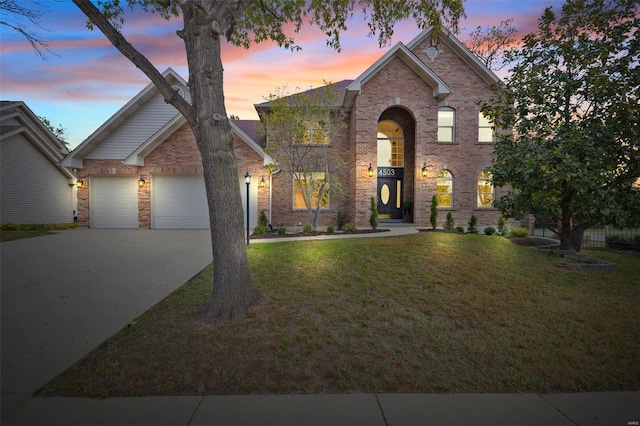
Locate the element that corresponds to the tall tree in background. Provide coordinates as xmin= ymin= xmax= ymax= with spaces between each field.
xmin=463 ymin=19 xmax=517 ymax=71
xmin=72 ymin=0 xmax=464 ymax=320
xmin=0 ymin=0 xmax=56 ymax=58
xmin=261 ymin=83 xmax=347 ymax=231
xmin=481 ymin=0 xmax=639 ymax=251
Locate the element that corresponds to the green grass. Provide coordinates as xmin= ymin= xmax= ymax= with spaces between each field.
xmin=38 ymin=233 xmax=640 ymax=397
xmin=0 ymin=223 xmax=77 ymax=242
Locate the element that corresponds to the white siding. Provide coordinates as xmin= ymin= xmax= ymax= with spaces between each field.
xmin=86 ymin=93 xmax=179 ymax=159
xmin=0 ymin=133 xmax=73 ymax=223
xmin=90 ymin=176 xmax=138 ymax=228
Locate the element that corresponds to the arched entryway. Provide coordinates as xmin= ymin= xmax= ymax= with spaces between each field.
xmin=376 ymin=107 xmax=416 ymax=221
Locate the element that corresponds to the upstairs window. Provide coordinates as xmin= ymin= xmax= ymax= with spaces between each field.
xmin=477 ymin=170 xmax=494 ymax=207
xmin=298 ymin=117 xmax=329 ymax=145
xmin=377 ymin=120 xmax=404 ymax=167
xmin=437 ymin=170 xmax=453 ymax=208
xmin=437 ymin=108 xmax=455 ymax=142
xmin=478 ymin=112 xmax=496 ymax=143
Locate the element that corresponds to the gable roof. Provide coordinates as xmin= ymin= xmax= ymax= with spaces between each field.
xmin=61 ymin=68 xmax=188 ymax=168
xmin=405 ymin=27 xmax=501 ymax=87
xmin=253 ymin=80 xmax=354 ymax=115
xmin=0 ymin=101 xmax=75 ymax=181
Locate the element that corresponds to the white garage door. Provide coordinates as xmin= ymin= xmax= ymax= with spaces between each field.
xmin=151 ymin=174 xmax=258 ymax=230
xmin=90 ymin=176 xmax=139 ymax=228
xmin=152 ymin=174 xmax=209 ymax=229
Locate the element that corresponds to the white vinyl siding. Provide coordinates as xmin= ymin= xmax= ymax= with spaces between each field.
xmin=151 ymin=174 xmax=257 ymax=230
xmin=90 ymin=176 xmax=139 ymax=228
xmin=1 ymin=133 xmax=73 ymax=223
xmin=86 ymin=93 xmax=180 ymax=159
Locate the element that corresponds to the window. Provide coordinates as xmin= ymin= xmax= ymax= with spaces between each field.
xmin=377 ymin=120 xmax=404 ymax=167
xmin=293 ymin=173 xmax=329 ymax=209
xmin=478 ymin=112 xmax=496 ymax=143
xmin=437 ymin=108 xmax=455 ymax=142
xmin=436 ymin=170 xmax=453 ymax=208
xmin=477 ymin=170 xmax=494 ymax=207
xmin=296 ymin=116 xmax=329 ymax=145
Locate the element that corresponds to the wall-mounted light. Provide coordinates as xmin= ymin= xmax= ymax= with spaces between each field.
xmin=138 ymin=175 xmax=146 ymax=187
xmin=76 ymin=179 xmax=84 ymax=189
xmin=260 ymin=176 xmax=265 ymax=188
xmin=368 ymin=163 xmax=374 ymax=178
xmin=421 ymin=163 xmax=428 ymax=178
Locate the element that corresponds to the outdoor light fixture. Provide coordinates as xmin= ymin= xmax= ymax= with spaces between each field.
xmin=260 ymin=176 xmax=265 ymax=188
xmin=421 ymin=163 xmax=428 ymax=178
xmin=368 ymin=163 xmax=374 ymax=178
xmin=138 ymin=175 xmax=146 ymax=187
xmin=245 ymin=171 xmax=251 ymax=245
xmin=76 ymin=179 xmax=84 ymax=189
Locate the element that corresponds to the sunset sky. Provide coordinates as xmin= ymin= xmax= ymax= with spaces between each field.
xmin=1 ymin=1 xmax=563 ymax=149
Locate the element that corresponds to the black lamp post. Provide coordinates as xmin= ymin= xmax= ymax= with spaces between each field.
xmin=245 ymin=171 xmax=251 ymax=245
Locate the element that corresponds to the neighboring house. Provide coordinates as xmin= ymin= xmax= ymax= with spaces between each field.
xmin=62 ymin=28 xmax=504 ymax=230
xmin=0 ymin=101 xmax=77 ymax=224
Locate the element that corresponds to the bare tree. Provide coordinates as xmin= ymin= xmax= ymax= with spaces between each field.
xmin=463 ymin=19 xmax=517 ymax=71
xmin=0 ymin=0 xmax=56 ymax=59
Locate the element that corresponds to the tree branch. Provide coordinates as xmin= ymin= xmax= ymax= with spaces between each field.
xmin=72 ymin=0 xmax=195 ymax=123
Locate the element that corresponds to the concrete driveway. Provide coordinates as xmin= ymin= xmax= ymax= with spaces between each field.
xmin=1 ymin=229 xmax=212 ymax=416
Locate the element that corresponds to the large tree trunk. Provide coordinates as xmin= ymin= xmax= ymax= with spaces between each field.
xmin=182 ymin=5 xmax=260 ymax=320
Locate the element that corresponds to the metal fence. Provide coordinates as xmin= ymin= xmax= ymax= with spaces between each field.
xmin=533 ymin=222 xmax=640 ymax=251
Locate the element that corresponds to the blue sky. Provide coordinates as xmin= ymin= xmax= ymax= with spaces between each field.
xmin=0 ymin=1 xmax=563 ymax=149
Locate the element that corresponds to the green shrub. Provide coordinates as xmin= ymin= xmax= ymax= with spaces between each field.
xmin=302 ymin=224 xmax=313 ymax=233
xmin=444 ymin=212 xmax=455 ymax=230
xmin=344 ymin=223 xmax=357 ymax=232
xmin=369 ymin=196 xmax=378 ymax=230
xmin=605 ymin=234 xmax=640 ymax=251
xmin=277 ymin=226 xmax=286 ymax=235
xmin=252 ymin=225 xmax=267 ymax=235
xmin=484 ymin=226 xmax=496 ymax=235
xmin=1 ymin=223 xmax=19 ymax=231
xmin=456 ymin=226 xmax=465 ymax=233
xmin=335 ymin=211 xmax=347 ymax=231
xmin=497 ymin=217 xmax=507 ymax=235
xmin=326 ymin=225 xmax=335 ymax=234
xmin=258 ymin=210 xmax=269 ymax=228
xmin=468 ymin=215 xmax=478 ymax=234
xmin=508 ymin=227 xmax=529 ymax=238
xmin=430 ymin=195 xmax=438 ymax=229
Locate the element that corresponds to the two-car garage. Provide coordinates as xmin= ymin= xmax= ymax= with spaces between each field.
xmin=90 ymin=174 xmax=257 ymax=229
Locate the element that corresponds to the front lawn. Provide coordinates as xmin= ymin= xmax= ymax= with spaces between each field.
xmin=38 ymin=233 xmax=640 ymax=397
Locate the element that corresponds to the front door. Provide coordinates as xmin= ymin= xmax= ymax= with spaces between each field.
xmin=377 ymin=167 xmax=403 ymax=220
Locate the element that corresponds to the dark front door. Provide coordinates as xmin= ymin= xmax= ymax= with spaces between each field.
xmin=377 ymin=167 xmax=403 ymax=220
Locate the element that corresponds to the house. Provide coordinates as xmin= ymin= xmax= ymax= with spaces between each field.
xmin=0 ymin=101 xmax=77 ymax=224
xmin=62 ymin=28 xmax=504 ymax=230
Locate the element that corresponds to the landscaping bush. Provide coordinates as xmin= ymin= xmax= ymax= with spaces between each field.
xmin=344 ymin=223 xmax=357 ymax=232
xmin=444 ymin=212 xmax=455 ymax=231
xmin=468 ymin=215 xmax=478 ymax=234
xmin=252 ymin=225 xmax=267 ymax=236
xmin=605 ymin=235 xmax=640 ymax=251
xmin=430 ymin=195 xmax=438 ymax=229
xmin=497 ymin=217 xmax=507 ymax=236
xmin=258 ymin=210 xmax=269 ymax=228
xmin=335 ymin=211 xmax=347 ymax=231
xmin=277 ymin=226 xmax=286 ymax=235
xmin=456 ymin=226 xmax=465 ymax=233
xmin=484 ymin=226 xmax=496 ymax=235
xmin=326 ymin=225 xmax=335 ymax=234
xmin=509 ymin=227 xmax=530 ymax=238
xmin=369 ymin=196 xmax=378 ymax=230
xmin=302 ymin=224 xmax=313 ymax=233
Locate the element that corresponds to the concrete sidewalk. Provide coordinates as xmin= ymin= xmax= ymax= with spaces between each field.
xmin=2 ymin=392 xmax=639 ymax=425
xmin=2 ymin=227 xmax=638 ymax=425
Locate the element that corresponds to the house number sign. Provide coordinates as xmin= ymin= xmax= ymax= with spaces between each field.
xmin=377 ymin=167 xmax=403 ymax=178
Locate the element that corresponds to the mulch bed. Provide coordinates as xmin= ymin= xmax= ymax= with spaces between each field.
xmin=250 ymin=228 xmax=390 ymax=239
xmin=509 ymin=237 xmax=560 ymax=247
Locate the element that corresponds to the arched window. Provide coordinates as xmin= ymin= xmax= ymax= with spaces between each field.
xmin=437 ymin=108 xmax=455 ymax=142
xmin=477 ymin=170 xmax=494 ymax=207
xmin=377 ymin=120 xmax=404 ymax=167
xmin=437 ymin=170 xmax=453 ymax=208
